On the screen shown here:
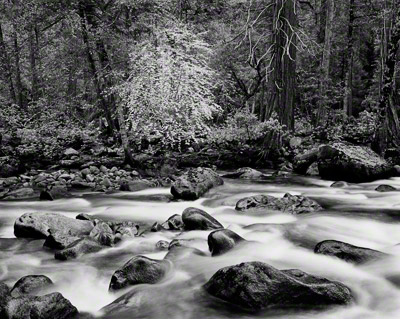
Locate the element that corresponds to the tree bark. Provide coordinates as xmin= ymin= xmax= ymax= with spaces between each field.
xmin=263 ymin=0 xmax=297 ymax=131
xmin=343 ymin=0 xmax=355 ymax=118
xmin=316 ymin=0 xmax=334 ymax=126
xmin=12 ymin=20 xmax=23 ymax=107
xmin=0 ymin=21 xmax=16 ymax=104
xmin=372 ymin=0 xmax=400 ymax=154
xmin=28 ymin=20 xmax=39 ymax=102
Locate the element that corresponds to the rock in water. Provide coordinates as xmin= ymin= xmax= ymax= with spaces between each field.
xmin=161 ymin=214 xmax=184 ymax=231
xmin=182 ymin=207 xmax=223 ymax=230
xmin=330 ymin=181 xmax=349 ymax=188
xmin=222 ymin=167 xmax=265 ymax=179
xmin=43 ymin=232 xmax=81 ymax=250
xmin=318 ymin=143 xmax=393 ymax=182
xmin=235 ymin=193 xmax=322 ymax=215
xmin=14 ymin=212 xmax=93 ymax=239
xmin=0 ymin=282 xmax=10 ymax=312
xmin=171 ymin=167 xmax=223 ymax=200
xmin=40 ymin=187 xmax=72 ymax=201
xmin=109 ymin=256 xmax=169 ymax=291
xmin=375 ymin=184 xmax=396 ymax=192
xmin=10 ymin=275 xmax=53 ymax=297
xmin=208 ymin=229 xmax=245 ymax=256
xmin=314 ymin=240 xmax=387 ymax=264
xmin=2 ymin=292 xmax=78 ymax=319
xmin=204 ymin=262 xmax=352 ymax=311
xmin=89 ymin=221 xmax=114 ymax=246
xmin=54 ymin=238 xmax=103 ymax=260
xmin=120 ymin=179 xmax=154 ymax=192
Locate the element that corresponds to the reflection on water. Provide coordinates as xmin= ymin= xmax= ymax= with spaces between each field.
xmin=1 ymin=173 xmax=400 ymax=318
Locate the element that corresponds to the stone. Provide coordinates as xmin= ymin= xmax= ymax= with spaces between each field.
xmin=375 ymin=184 xmax=396 ymax=192
xmin=2 ymin=292 xmax=78 ymax=319
xmin=55 ymin=238 xmax=103 ymax=260
xmin=161 ymin=214 xmax=184 ymax=231
xmin=89 ymin=221 xmax=114 ymax=246
xmin=70 ymin=181 xmax=91 ymax=189
xmin=100 ymin=165 xmax=108 ymax=173
xmin=40 ymin=186 xmax=71 ymax=201
xmin=182 ymin=207 xmax=223 ymax=230
xmin=86 ymin=174 xmax=95 ymax=183
xmin=43 ymin=232 xmax=81 ymax=250
xmin=109 ymin=256 xmax=169 ymax=291
xmin=102 ymin=177 xmax=112 ymax=188
xmin=64 ymin=148 xmax=79 ymax=156
xmin=330 ymin=181 xmax=349 ymax=188
xmin=10 ymin=275 xmax=53 ymax=298
xmin=235 ymin=193 xmax=322 ymax=215
xmin=293 ymin=148 xmax=319 ymax=175
xmin=156 ymin=240 xmax=169 ymax=250
xmin=4 ymin=188 xmax=36 ymax=200
xmin=120 ymin=179 xmax=154 ymax=192
xmin=89 ymin=166 xmax=100 ymax=174
xmin=14 ymin=212 xmax=93 ymax=239
xmin=0 ymin=282 xmax=10 ymax=312
xmin=204 ymin=261 xmax=353 ymax=311
xmin=314 ymin=240 xmax=387 ymax=264
xmin=222 ymin=167 xmax=265 ymax=179
xmin=306 ymin=162 xmax=319 ymax=176
xmin=171 ymin=167 xmax=223 ymax=200
xmin=208 ymin=229 xmax=245 ymax=256
xmin=318 ymin=143 xmax=393 ymax=183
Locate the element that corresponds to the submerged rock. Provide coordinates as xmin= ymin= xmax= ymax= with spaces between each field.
xmin=318 ymin=143 xmax=393 ymax=183
xmin=208 ymin=229 xmax=246 ymax=256
xmin=171 ymin=167 xmax=223 ymax=200
xmin=161 ymin=214 xmax=184 ymax=231
xmin=2 ymin=292 xmax=78 ymax=319
xmin=204 ymin=261 xmax=352 ymax=311
xmin=164 ymin=245 xmax=206 ymax=261
xmin=10 ymin=275 xmax=53 ymax=298
xmin=375 ymin=184 xmax=396 ymax=192
xmin=314 ymin=240 xmax=387 ymax=264
xmin=55 ymin=238 xmax=103 ymax=260
xmin=330 ymin=181 xmax=349 ymax=188
xmin=235 ymin=193 xmax=322 ymax=215
xmin=182 ymin=207 xmax=223 ymax=230
xmin=109 ymin=256 xmax=169 ymax=291
xmin=14 ymin=212 xmax=93 ymax=239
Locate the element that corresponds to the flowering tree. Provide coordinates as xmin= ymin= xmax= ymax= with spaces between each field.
xmin=116 ymin=22 xmax=221 ymax=150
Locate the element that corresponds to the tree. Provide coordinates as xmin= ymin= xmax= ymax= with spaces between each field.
xmin=343 ymin=0 xmax=355 ymax=118
xmin=372 ymin=0 xmax=400 ymax=154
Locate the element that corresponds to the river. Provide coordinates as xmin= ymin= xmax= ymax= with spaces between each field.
xmin=1 ymin=172 xmax=400 ymax=319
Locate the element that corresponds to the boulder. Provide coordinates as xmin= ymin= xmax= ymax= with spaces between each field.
xmin=2 ymin=292 xmax=78 ymax=319
xmin=40 ymin=186 xmax=71 ymax=201
xmin=109 ymin=256 xmax=169 ymax=291
xmin=208 ymin=229 xmax=245 ymax=256
xmin=314 ymin=240 xmax=387 ymax=264
xmin=109 ymin=221 xmax=139 ymax=239
xmin=293 ymin=148 xmax=319 ymax=175
xmin=4 ymin=188 xmax=37 ymax=200
xmin=54 ymin=238 xmax=103 ymax=260
xmin=306 ymin=162 xmax=319 ymax=176
xmin=0 ymin=282 xmax=10 ymax=312
xmin=14 ymin=212 xmax=93 ymax=239
xmin=204 ymin=261 xmax=352 ymax=311
xmin=120 ymin=179 xmax=154 ymax=192
xmin=156 ymin=240 xmax=169 ymax=250
xmin=43 ymin=232 xmax=81 ymax=250
xmin=171 ymin=167 xmax=223 ymax=200
xmin=375 ymin=184 xmax=396 ymax=192
xmin=318 ymin=143 xmax=393 ymax=183
xmin=222 ymin=167 xmax=265 ymax=179
xmin=235 ymin=193 xmax=322 ymax=215
xmin=182 ymin=207 xmax=223 ymax=231
xmin=89 ymin=221 xmax=114 ymax=246
xmin=10 ymin=275 xmax=53 ymax=298
xmin=161 ymin=214 xmax=184 ymax=231
xmin=64 ymin=148 xmax=79 ymax=157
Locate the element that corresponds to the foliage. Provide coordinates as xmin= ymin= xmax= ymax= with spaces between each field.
xmin=116 ymin=22 xmax=221 ymax=150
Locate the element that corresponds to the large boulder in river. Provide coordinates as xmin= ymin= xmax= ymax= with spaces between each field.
xmin=318 ymin=143 xmax=393 ymax=182
xmin=10 ymin=275 xmax=53 ymax=298
xmin=182 ymin=207 xmax=223 ymax=230
xmin=54 ymin=238 xmax=103 ymax=260
xmin=14 ymin=212 xmax=93 ymax=239
xmin=208 ymin=229 xmax=246 ymax=256
xmin=235 ymin=193 xmax=322 ymax=215
xmin=314 ymin=240 xmax=387 ymax=264
xmin=204 ymin=261 xmax=352 ymax=311
xmin=2 ymin=292 xmax=78 ymax=319
xmin=109 ymin=256 xmax=170 ymax=291
xmin=171 ymin=167 xmax=223 ymax=200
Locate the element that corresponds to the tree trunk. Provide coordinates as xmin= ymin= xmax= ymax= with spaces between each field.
xmin=29 ymin=19 xmax=39 ymax=102
xmin=0 ymin=21 xmax=16 ymax=104
xmin=316 ymin=0 xmax=335 ymax=126
xmin=372 ymin=1 xmax=400 ymax=154
xmin=263 ymin=0 xmax=297 ymax=131
xmin=343 ymin=0 xmax=355 ymax=118
xmin=12 ymin=20 xmax=23 ymax=107
xmin=117 ymin=104 xmax=136 ymax=166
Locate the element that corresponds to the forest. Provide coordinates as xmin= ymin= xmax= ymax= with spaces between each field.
xmin=0 ymin=0 xmax=399 ymax=174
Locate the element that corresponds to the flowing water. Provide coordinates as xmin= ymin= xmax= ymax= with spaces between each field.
xmin=2 ymin=172 xmax=400 ymax=319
